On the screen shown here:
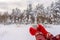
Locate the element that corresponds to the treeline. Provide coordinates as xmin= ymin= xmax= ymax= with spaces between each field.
xmin=0 ymin=0 xmax=60 ymax=24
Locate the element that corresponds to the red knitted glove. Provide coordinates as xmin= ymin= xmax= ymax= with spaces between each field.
xmin=29 ymin=27 xmax=37 ymax=36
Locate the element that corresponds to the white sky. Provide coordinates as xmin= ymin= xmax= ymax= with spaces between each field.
xmin=0 ymin=0 xmax=57 ymax=12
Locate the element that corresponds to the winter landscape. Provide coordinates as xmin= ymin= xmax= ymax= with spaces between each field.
xmin=0 ymin=0 xmax=60 ymax=40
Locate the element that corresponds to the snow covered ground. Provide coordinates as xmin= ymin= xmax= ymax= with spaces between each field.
xmin=0 ymin=24 xmax=60 ymax=40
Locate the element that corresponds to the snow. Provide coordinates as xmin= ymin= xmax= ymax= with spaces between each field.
xmin=45 ymin=24 xmax=60 ymax=36
xmin=0 ymin=24 xmax=35 ymax=40
xmin=0 ymin=24 xmax=60 ymax=40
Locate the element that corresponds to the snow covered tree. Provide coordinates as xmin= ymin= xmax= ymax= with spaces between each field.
xmin=22 ymin=3 xmax=33 ymax=24
xmin=52 ymin=0 xmax=60 ymax=24
xmin=35 ymin=4 xmax=46 ymax=24
xmin=11 ymin=8 xmax=21 ymax=23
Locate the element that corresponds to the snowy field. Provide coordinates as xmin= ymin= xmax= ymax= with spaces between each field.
xmin=0 ymin=24 xmax=60 ymax=40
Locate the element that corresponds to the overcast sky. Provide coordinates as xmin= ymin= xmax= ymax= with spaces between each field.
xmin=0 ymin=0 xmax=57 ymax=12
